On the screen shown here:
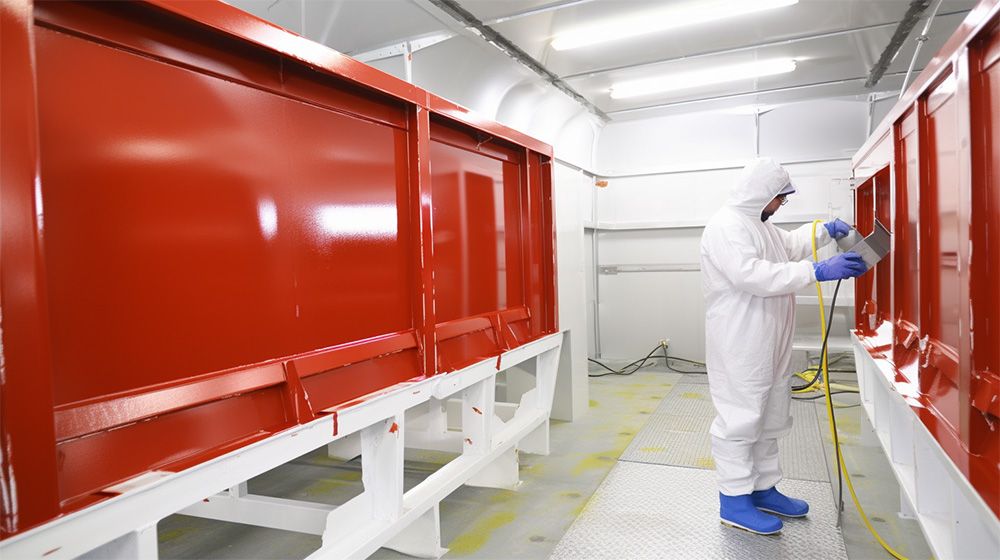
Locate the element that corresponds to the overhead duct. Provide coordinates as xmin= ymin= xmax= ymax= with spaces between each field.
xmin=864 ymin=0 xmax=933 ymax=88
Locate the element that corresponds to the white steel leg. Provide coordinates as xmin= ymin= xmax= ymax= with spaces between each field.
xmin=328 ymin=432 xmax=362 ymax=461
xmin=383 ymin=504 xmax=448 ymax=558
xmin=899 ymin=491 xmax=917 ymax=520
xmin=534 ymin=346 xmax=561 ymax=416
xmin=518 ymin=347 xmax=560 ymax=455
xmin=427 ymin=398 xmax=449 ymax=434
xmin=79 ymin=523 xmax=158 ymax=560
xmin=466 ymin=446 xmax=521 ymax=490
xmin=518 ymin=418 xmax=550 ymax=456
xmin=362 ymin=414 xmax=405 ymax=521
xmin=462 ymin=378 xmax=495 ymax=455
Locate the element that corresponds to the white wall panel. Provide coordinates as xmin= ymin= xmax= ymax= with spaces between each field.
xmin=597 ymin=111 xmax=757 ymax=175
xmin=584 ymin=230 xmax=598 ymax=358
xmin=593 ymin=160 xmax=858 ymax=362
xmin=596 ymin=169 xmax=741 ymax=225
xmin=552 ymin=112 xmax=601 ymax=171
xmin=758 ymin=99 xmax=868 ymax=162
xmin=599 ymin=271 xmax=706 ymax=362
xmin=552 ymin=163 xmax=590 ymax=421
xmin=598 ymin=229 xmax=702 ymax=266
xmin=594 ymin=159 xmax=853 ymax=227
xmin=581 ymin=181 xmax=597 ymax=225
xmin=779 ymin=160 xmax=855 ymax=221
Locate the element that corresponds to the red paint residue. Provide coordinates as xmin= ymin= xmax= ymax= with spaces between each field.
xmin=495 ymin=354 xmax=502 ymax=370
xmin=389 ymin=422 xmax=399 ymax=433
xmin=332 ymin=411 xmax=339 ymax=436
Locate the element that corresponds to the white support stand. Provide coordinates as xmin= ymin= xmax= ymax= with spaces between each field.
xmin=0 ymin=333 xmax=563 ymax=560
xmin=327 ymin=432 xmax=362 ymax=461
xmin=852 ymin=333 xmax=1000 ymax=560
xmin=77 ymin=524 xmax=157 ymax=560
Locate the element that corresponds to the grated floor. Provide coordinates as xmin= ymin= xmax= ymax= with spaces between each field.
xmin=549 ymin=462 xmax=848 ymax=560
xmin=620 ymin=383 xmax=830 ymax=482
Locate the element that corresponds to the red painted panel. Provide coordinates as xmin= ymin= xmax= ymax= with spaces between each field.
xmin=299 ymin=350 xmax=421 ymax=413
xmin=0 ymin=0 xmax=557 ymax=538
xmin=35 ymin=27 xmax=413 ymax=405
xmin=854 ymin=8 xmax=999 ymax=518
xmin=971 ymin=20 xmax=1000 ymax=413
xmin=920 ymin=71 xmax=962 ymax=432
xmin=892 ymin=110 xmax=922 ymax=380
xmin=873 ymin=169 xmax=892 ymax=328
xmin=967 ymin=20 xmax=1000 ymax=502
xmin=56 ymin=387 xmax=290 ymax=506
xmin=430 ymin=140 xmax=510 ymax=323
xmin=925 ymin=73 xmax=963 ymax=355
xmin=427 ymin=118 xmax=555 ymax=373
xmin=0 ymin=0 xmax=62 ymax=537
xmin=853 ymin=179 xmax=875 ymax=333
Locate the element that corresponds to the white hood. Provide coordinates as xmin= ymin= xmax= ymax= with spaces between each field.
xmin=726 ymin=158 xmax=791 ymax=218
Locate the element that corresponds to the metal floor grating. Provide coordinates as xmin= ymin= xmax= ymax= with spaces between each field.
xmin=549 ymin=462 xmax=848 ymax=560
xmin=620 ymin=383 xmax=830 ymax=482
xmin=652 ymin=382 xmax=717 ymax=417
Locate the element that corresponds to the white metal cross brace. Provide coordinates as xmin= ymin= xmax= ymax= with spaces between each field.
xmin=0 ymin=333 xmax=563 ymax=560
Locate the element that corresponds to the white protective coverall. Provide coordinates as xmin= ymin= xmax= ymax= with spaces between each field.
xmin=699 ymin=158 xmax=832 ymax=496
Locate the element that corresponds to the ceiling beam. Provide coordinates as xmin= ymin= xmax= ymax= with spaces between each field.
xmin=560 ymin=10 xmax=969 ymax=81
xmin=606 ymin=71 xmax=913 ymax=118
xmin=483 ymin=0 xmax=597 ymax=25
xmin=351 ymin=0 xmax=598 ymax=62
xmin=413 ymin=0 xmax=608 ymax=120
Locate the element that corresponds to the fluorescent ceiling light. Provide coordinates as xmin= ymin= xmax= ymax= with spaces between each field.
xmin=551 ymin=0 xmax=798 ymax=51
xmin=610 ymin=58 xmax=797 ymax=99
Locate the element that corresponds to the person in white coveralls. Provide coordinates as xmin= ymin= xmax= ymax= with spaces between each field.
xmin=699 ymin=158 xmax=865 ymax=534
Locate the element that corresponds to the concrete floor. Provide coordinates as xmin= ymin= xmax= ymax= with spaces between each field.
xmin=158 ymin=359 xmax=930 ymax=559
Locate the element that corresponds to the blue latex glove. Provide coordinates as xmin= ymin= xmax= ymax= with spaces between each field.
xmin=813 ymin=252 xmax=867 ymax=281
xmin=824 ymin=218 xmax=851 ymax=239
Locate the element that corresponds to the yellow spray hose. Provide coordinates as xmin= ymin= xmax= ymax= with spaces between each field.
xmin=810 ymin=220 xmax=908 ymax=560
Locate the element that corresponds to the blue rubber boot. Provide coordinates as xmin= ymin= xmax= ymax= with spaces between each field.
xmin=719 ymin=493 xmax=783 ymax=535
xmin=751 ymin=487 xmax=809 ymax=517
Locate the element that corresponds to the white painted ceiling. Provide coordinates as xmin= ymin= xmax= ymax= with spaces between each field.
xmin=228 ymin=0 xmax=978 ymax=120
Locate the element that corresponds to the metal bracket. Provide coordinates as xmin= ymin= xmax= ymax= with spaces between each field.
xmin=350 ymin=32 xmax=454 ymax=63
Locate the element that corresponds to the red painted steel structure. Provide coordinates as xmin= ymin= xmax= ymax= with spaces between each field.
xmin=0 ymin=0 xmax=557 ymax=539
xmin=852 ymin=0 xmax=1000 ymax=519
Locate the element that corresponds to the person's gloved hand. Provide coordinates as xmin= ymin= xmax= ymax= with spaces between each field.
xmin=813 ymin=252 xmax=867 ymax=281
xmin=824 ymin=218 xmax=851 ymax=239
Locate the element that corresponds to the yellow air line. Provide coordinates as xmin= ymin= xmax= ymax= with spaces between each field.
xmin=810 ymin=220 xmax=908 ymax=560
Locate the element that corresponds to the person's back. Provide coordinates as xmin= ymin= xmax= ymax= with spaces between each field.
xmin=699 ymin=158 xmax=866 ymax=535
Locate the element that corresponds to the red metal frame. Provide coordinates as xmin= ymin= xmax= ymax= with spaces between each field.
xmin=852 ymin=0 xmax=1000 ymax=519
xmin=0 ymin=0 xmax=557 ymax=538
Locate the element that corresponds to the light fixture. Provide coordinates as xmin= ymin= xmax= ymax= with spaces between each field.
xmin=610 ymin=58 xmax=797 ymax=99
xmin=551 ymin=0 xmax=798 ymax=51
